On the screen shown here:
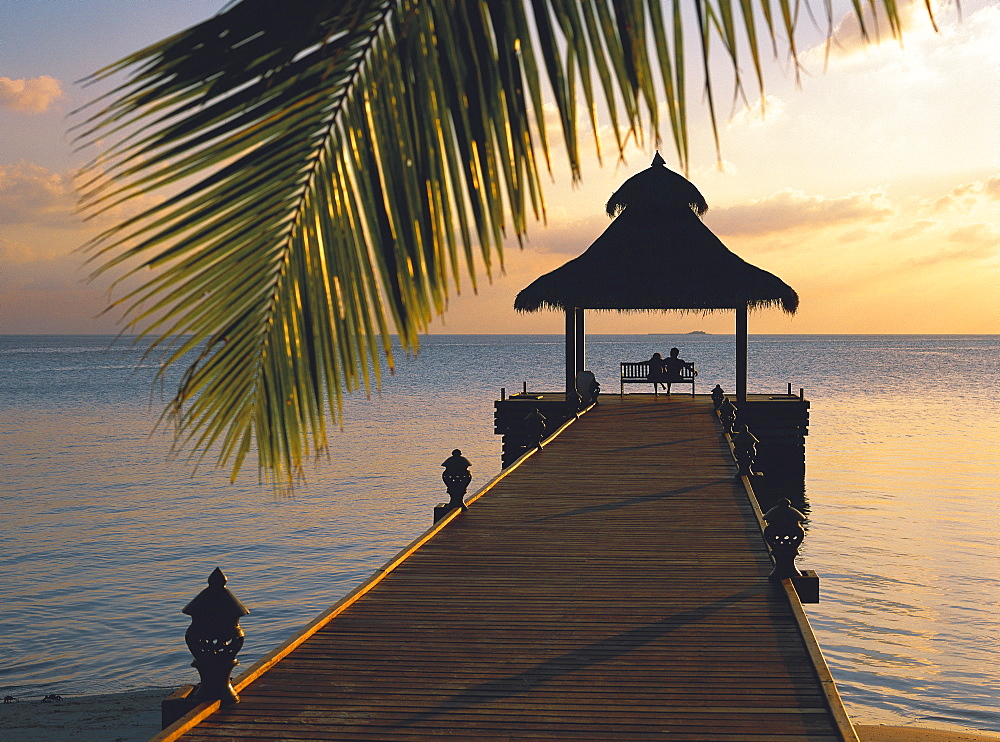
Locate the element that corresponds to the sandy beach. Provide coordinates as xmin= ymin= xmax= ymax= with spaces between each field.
xmin=0 ymin=689 xmax=167 ymax=742
xmin=855 ymin=727 xmax=1000 ymax=742
xmin=2 ymin=688 xmax=998 ymax=742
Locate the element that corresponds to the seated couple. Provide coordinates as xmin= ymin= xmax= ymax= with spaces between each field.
xmin=647 ymin=347 xmax=694 ymax=393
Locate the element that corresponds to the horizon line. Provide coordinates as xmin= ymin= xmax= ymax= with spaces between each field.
xmin=1 ymin=332 xmax=997 ymax=338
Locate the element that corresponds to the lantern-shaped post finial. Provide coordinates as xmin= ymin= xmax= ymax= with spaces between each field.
xmin=732 ymin=424 xmax=760 ymax=478
xmin=718 ymin=397 xmax=737 ymax=435
xmin=524 ymin=408 xmax=547 ymax=450
xmin=182 ymin=568 xmax=250 ymax=705
xmin=711 ymin=384 xmax=725 ymax=410
xmin=762 ymin=499 xmax=807 ymax=581
xmin=441 ymin=449 xmax=472 ymax=512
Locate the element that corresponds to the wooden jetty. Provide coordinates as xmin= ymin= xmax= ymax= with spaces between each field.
xmin=157 ymin=395 xmax=856 ymax=742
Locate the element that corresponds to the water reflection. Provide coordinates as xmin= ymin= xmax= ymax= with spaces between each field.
xmin=802 ymin=385 xmax=998 ymax=730
xmin=1 ymin=334 xmax=997 ymax=733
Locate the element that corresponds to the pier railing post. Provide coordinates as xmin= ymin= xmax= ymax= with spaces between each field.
xmin=762 ymin=500 xmax=819 ymax=602
xmin=762 ymin=499 xmax=804 ymax=581
xmin=436 ymin=449 xmax=472 ymax=521
xmin=524 ymin=408 xmax=547 ymax=450
xmin=711 ymin=384 xmax=725 ymax=410
xmin=183 ymin=568 xmax=250 ymax=705
xmin=162 ymin=569 xmax=249 ymax=728
xmin=716 ymin=388 xmax=820 ymax=604
xmin=732 ymin=424 xmax=759 ymax=478
xmin=718 ymin=397 xmax=737 ymax=435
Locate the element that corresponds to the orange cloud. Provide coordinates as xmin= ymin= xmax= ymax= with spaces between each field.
xmin=0 ymin=75 xmax=63 ymax=113
xmin=705 ymin=189 xmax=893 ymax=238
xmin=906 ymin=238 xmax=997 ymax=267
xmin=932 ymin=175 xmax=1000 ymax=212
xmin=0 ymin=236 xmax=62 ymax=267
xmin=0 ymin=162 xmax=80 ymax=228
xmin=985 ymin=175 xmax=1000 ymax=200
xmin=520 ymin=214 xmax=607 ymax=255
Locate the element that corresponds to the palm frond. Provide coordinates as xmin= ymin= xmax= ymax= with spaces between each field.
xmin=76 ymin=0 xmax=910 ymax=484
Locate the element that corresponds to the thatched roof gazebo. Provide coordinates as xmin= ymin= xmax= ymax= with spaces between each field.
xmin=515 ymin=153 xmax=798 ymax=402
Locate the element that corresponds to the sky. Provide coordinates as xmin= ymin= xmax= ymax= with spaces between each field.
xmin=0 ymin=0 xmax=997 ymax=335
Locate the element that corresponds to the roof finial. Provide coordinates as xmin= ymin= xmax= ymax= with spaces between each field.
xmin=651 ymin=151 xmax=666 ymax=168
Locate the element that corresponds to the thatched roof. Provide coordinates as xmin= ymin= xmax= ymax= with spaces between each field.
xmin=515 ymin=154 xmax=799 ymax=314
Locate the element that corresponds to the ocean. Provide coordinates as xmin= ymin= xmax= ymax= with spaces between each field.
xmin=1 ymin=334 xmax=997 ymax=732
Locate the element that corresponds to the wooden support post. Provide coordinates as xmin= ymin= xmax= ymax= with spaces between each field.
xmin=575 ymin=308 xmax=585 ymax=377
xmin=736 ymin=302 xmax=748 ymax=404
xmin=565 ymin=308 xmax=576 ymax=397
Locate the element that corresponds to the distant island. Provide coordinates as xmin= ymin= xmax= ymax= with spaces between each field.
xmin=646 ymin=331 xmax=711 ymax=335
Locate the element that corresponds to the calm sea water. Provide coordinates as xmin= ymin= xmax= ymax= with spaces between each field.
xmin=1 ymin=334 xmax=997 ymax=732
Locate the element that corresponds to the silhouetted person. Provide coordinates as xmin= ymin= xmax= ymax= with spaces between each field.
xmin=663 ymin=347 xmax=688 ymax=395
xmin=646 ymin=352 xmax=668 ymax=391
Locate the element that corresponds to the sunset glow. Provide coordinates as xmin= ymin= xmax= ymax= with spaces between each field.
xmin=0 ymin=0 xmax=996 ymax=335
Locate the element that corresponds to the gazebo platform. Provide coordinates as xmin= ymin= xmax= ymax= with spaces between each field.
xmin=496 ymin=391 xmax=809 ymax=477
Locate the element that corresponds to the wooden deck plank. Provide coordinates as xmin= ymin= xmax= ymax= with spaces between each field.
xmin=166 ymin=396 xmax=852 ymax=741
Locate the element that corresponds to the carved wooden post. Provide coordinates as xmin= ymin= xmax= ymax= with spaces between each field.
xmin=711 ymin=384 xmax=725 ymax=410
xmin=436 ymin=449 xmax=472 ymax=521
xmin=575 ymin=371 xmax=600 ymax=409
xmin=732 ymin=424 xmax=760 ymax=478
xmin=524 ymin=408 xmax=547 ymax=450
xmin=762 ymin=499 xmax=806 ymax=581
xmin=183 ymin=568 xmax=249 ymax=705
xmin=718 ymin=397 xmax=737 ymax=435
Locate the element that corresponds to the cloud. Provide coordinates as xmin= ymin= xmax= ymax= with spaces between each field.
xmin=533 ymin=101 xmax=648 ymax=176
xmin=705 ymin=189 xmax=893 ymax=237
xmin=0 ymin=76 xmax=63 ymax=113
xmin=890 ymin=220 xmax=936 ymax=241
xmin=727 ymin=96 xmax=787 ymax=131
xmin=946 ymin=222 xmax=1000 ymax=246
xmin=0 ymin=233 xmax=80 ymax=292
xmin=520 ymin=213 xmax=606 ymax=255
xmin=932 ymin=175 xmax=1000 ymax=212
xmin=907 ymin=242 xmax=997 ymax=268
xmin=744 ymin=4 xmax=999 ymax=198
xmin=903 ymin=221 xmax=1000 ymax=267
xmin=985 ymin=175 xmax=1000 ymax=200
xmin=812 ymin=0 xmax=946 ymax=61
xmin=887 ymin=180 xmax=998 ymax=268
xmin=0 ymin=237 xmax=52 ymax=266
xmin=0 ymin=162 xmax=80 ymax=227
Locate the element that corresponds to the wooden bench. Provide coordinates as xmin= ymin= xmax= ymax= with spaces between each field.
xmin=620 ymin=361 xmax=697 ymax=396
